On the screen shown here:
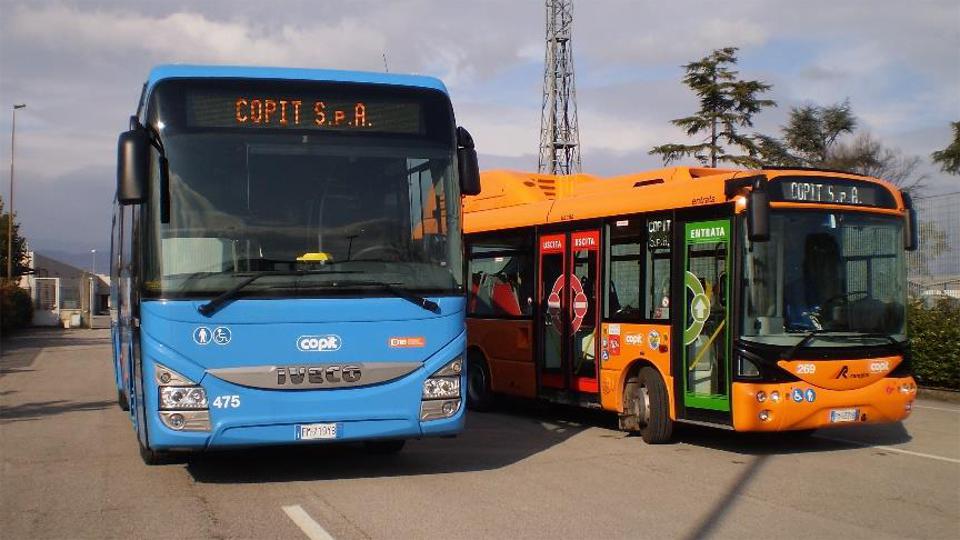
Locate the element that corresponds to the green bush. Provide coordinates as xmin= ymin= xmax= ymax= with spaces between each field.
xmin=908 ymin=299 xmax=960 ymax=390
xmin=1 ymin=282 xmax=34 ymax=332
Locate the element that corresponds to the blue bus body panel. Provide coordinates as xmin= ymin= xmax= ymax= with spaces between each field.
xmin=145 ymin=65 xmax=448 ymax=95
xmin=139 ymin=297 xmax=465 ymax=450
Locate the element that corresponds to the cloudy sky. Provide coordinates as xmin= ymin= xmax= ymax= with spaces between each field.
xmin=0 ymin=0 xmax=958 ymax=260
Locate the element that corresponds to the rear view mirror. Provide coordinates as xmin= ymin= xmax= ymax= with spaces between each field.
xmin=903 ymin=192 xmax=919 ymax=251
xmin=747 ymin=178 xmax=770 ymax=242
xmin=457 ymin=126 xmax=481 ymax=196
xmin=117 ymin=127 xmax=149 ymax=205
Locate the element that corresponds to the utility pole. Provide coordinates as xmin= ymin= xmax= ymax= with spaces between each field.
xmin=7 ymin=103 xmax=26 ymax=281
xmin=538 ymin=0 xmax=581 ymax=175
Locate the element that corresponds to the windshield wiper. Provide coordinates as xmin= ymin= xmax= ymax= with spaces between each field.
xmin=328 ymin=279 xmax=441 ymax=314
xmin=197 ymin=270 xmax=360 ymax=317
xmin=781 ymin=329 xmax=831 ymax=360
xmin=852 ymin=332 xmax=904 ymax=347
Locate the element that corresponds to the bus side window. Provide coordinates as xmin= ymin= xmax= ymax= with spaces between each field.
xmin=606 ymin=220 xmax=644 ymax=321
xmin=467 ymin=231 xmax=534 ymax=318
xmin=646 ymin=216 xmax=672 ymax=320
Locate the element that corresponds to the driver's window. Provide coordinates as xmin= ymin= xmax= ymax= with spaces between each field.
xmin=606 ymin=219 xmax=643 ymax=321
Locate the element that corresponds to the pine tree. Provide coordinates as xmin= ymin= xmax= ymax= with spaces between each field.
xmin=931 ymin=121 xmax=960 ymax=175
xmin=759 ymin=102 xmax=926 ymax=193
xmin=650 ymin=47 xmax=776 ymax=168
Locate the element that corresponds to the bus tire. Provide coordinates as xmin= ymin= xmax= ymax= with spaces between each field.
xmin=466 ymin=352 xmax=494 ymax=412
xmin=118 ymin=388 xmax=130 ymax=411
xmin=637 ymin=367 xmax=673 ymax=444
xmin=364 ymin=440 xmax=405 ymax=454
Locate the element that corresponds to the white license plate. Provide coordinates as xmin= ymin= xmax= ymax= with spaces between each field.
xmin=829 ymin=408 xmax=859 ymax=423
xmin=296 ymin=423 xmax=339 ymax=440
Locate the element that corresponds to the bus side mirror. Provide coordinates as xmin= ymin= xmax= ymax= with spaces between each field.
xmin=903 ymin=192 xmax=919 ymax=251
xmin=747 ymin=180 xmax=770 ymax=242
xmin=117 ymin=127 xmax=149 ymax=205
xmin=457 ymin=126 xmax=481 ymax=196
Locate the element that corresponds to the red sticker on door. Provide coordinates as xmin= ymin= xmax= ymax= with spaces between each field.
xmin=548 ymin=275 xmax=565 ymax=333
xmin=570 ymin=274 xmax=587 ymax=333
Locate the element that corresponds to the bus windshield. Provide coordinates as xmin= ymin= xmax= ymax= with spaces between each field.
xmin=142 ymin=79 xmax=461 ymax=298
xmin=741 ymin=210 xmax=906 ymax=347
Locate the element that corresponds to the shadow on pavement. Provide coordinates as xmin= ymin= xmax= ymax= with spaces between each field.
xmin=1 ymin=328 xmax=110 ymax=379
xmin=186 ymin=400 xmax=596 ymax=484
xmin=0 ymin=399 xmax=116 ymax=424
xmin=674 ymin=420 xmax=911 ymax=455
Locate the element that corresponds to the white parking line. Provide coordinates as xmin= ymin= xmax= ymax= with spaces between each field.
xmin=282 ymin=505 xmax=335 ymax=540
xmin=913 ymin=404 xmax=960 ymax=413
xmin=818 ymin=436 xmax=960 ymax=465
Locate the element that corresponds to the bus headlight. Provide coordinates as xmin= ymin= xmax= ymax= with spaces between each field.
xmin=154 ymin=362 xmax=211 ymax=431
xmin=160 ymin=386 xmax=208 ymax=409
xmin=423 ymin=377 xmax=461 ymax=400
xmin=421 ymin=357 xmax=463 ymax=421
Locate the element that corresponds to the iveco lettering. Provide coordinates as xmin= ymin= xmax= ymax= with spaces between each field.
xmin=110 ymin=65 xmax=481 ymax=464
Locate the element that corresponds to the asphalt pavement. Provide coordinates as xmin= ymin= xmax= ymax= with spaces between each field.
xmin=1 ymin=328 xmax=958 ymax=539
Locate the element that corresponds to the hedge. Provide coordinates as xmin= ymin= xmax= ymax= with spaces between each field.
xmin=908 ymin=299 xmax=960 ymax=390
xmin=1 ymin=282 xmax=34 ymax=333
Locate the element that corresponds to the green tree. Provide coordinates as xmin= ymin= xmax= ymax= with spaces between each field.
xmin=759 ymin=102 xmax=926 ymax=193
xmin=0 ymin=194 xmax=30 ymax=281
xmin=931 ymin=121 xmax=960 ymax=175
xmin=651 ymin=47 xmax=776 ymax=168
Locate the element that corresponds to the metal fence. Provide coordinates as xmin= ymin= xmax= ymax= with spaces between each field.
xmin=908 ymin=191 xmax=960 ymax=300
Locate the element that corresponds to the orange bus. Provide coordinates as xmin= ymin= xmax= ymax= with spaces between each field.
xmin=463 ymin=166 xmax=919 ymax=442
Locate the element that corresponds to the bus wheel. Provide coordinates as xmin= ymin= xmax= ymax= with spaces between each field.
xmin=117 ymin=388 xmax=130 ymax=411
xmin=364 ymin=440 xmax=406 ymax=454
xmin=466 ymin=353 xmax=493 ymax=412
xmin=636 ymin=367 xmax=674 ymax=444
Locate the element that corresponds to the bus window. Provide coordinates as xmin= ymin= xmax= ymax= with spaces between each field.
xmin=646 ymin=216 xmax=671 ymax=320
xmin=468 ymin=232 xmax=534 ymax=317
xmin=606 ymin=219 xmax=643 ymax=321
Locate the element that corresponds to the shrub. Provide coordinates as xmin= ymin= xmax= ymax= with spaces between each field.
xmin=1 ymin=282 xmax=34 ymax=332
xmin=908 ymin=299 xmax=960 ymax=390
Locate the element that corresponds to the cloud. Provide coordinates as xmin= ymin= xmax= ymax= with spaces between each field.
xmin=8 ymin=5 xmax=388 ymax=70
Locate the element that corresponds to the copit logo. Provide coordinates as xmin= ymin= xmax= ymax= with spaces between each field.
xmin=297 ymin=335 xmax=342 ymax=352
xmin=389 ymin=337 xmax=426 ymax=348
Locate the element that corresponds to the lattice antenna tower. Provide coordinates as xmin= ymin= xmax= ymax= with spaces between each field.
xmin=538 ymin=0 xmax=581 ymax=175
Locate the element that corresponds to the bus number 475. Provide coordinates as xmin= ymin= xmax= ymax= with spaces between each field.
xmin=212 ymin=395 xmax=241 ymax=408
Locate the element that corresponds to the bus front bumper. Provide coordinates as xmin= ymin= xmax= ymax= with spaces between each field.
xmin=731 ymin=376 xmax=917 ymax=432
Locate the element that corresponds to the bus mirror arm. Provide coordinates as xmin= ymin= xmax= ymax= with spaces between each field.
xmin=902 ymin=192 xmax=919 ymax=251
xmin=116 ymin=116 xmax=172 ymax=224
xmin=457 ymin=126 xmax=482 ymax=196
xmin=726 ymin=175 xmax=770 ymax=242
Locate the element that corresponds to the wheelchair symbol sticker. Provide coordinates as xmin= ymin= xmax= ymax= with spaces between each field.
xmin=212 ymin=327 xmax=232 ymax=345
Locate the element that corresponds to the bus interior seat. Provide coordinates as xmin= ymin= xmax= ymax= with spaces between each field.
xmin=491 ymin=279 xmax=522 ymax=316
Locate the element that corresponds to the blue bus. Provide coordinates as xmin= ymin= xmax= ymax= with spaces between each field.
xmin=110 ymin=65 xmax=481 ymax=464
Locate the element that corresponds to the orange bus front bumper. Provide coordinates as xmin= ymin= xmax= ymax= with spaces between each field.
xmin=731 ymin=377 xmax=917 ymax=432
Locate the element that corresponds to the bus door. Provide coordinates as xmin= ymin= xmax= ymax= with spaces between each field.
xmin=537 ymin=230 xmax=601 ymax=393
xmin=679 ymin=218 xmax=732 ymax=414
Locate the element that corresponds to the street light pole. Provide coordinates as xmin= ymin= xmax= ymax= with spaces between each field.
xmin=90 ymin=249 xmax=96 ymax=275
xmin=7 ymin=103 xmax=26 ymax=281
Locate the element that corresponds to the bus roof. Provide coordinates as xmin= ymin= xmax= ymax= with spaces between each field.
xmin=145 ymin=64 xmax=449 ymax=94
xmin=463 ymin=166 xmax=904 ymax=234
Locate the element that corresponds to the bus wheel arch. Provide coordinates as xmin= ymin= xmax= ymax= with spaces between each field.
xmin=466 ymin=347 xmax=494 ymax=412
xmin=620 ymin=361 xmax=674 ymax=444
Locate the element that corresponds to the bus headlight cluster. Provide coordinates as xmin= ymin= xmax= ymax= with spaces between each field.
xmin=155 ymin=362 xmax=211 ymax=432
xmin=421 ymin=357 xmax=463 ymax=421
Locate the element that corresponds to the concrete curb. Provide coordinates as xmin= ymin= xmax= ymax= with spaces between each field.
xmin=918 ymin=387 xmax=960 ymax=403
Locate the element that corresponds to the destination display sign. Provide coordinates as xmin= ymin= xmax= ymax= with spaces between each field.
xmin=186 ymin=92 xmax=422 ymax=134
xmin=769 ymin=177 xmax=896 ymax=208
